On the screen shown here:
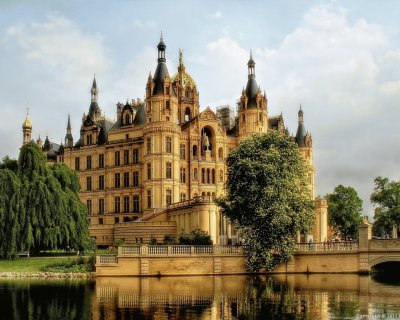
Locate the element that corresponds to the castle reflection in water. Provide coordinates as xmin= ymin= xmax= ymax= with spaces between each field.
xmin=1 ymin=274 xmax=400 ymax=319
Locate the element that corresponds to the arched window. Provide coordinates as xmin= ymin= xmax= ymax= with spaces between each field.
xmin=212 ymin=169 xmax=215 ymax=184
xmin=194 ymin=168 xmax=198 ymax=180
xmin=185 ymin=107 xmax=191 ymax=122
xmin=207 ymin=169 xmax=210 ymax=184
xmin=201 ymin=168 xmax=205 ymax=183
xmin=218 ymin=147 xmax=223 ymax=160
xmin=193 ymin=145 xmax=198 ymax=157
xmin=124 ymin=114 xmax=130 ymax=125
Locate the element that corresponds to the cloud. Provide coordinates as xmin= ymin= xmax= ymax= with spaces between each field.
xmin=134 ymin=19 xmax=156 ymax=29
xmin=191 ymin=4 xmax=399 ymax=216
xmin=0 ymin=13 xmax=111 ymax=157
xmin=207 ymin=10 xmax=222 ymax=19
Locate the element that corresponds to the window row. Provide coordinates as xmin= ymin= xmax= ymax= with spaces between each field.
xmin=85 ymin=172 xmax=140 ymax=191
xmin=86 ymin=196 xmax=140 ymax=214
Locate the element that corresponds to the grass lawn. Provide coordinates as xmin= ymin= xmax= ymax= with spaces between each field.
xmin=0 ymin=256 xmax=76 ymax=273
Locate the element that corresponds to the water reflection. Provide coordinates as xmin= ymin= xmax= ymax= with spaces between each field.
xmin=1 ymin=274 xmax=400 ymax=319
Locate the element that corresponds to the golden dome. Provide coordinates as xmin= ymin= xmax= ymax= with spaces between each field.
xmin=22 ymin=114 xmax=32 ymax=130
xmin=171 ymin=49 xmax=197 ymax=90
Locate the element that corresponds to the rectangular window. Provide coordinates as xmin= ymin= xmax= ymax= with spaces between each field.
xmin=86 ymin=156 xmax=92 ymax=170
xmin=124 ymin=150 xmax=129 ymax=165
xmin=99 ymin=218 xmax=103 ymax=225
xmin=87 ymin=199 xmax=92 ymax=215
xmin=114 ymin=197 xmax=120 ymax=213
xmin=133 ymin=171 xmax=139 ymax=187
xmin=123 ymin=196 xmax=130 ymax=212
xmin=166 ymin=136 xmax=172 ymax=153
xmin=99 ymin=154 xmax=104 ymax=168
xmin=86 ymin=176 xmax=92 ymax=191
xmin=166 ymin=100 xmax=170 ymax=110
xmin=115 ymin=217 xmax=119 ymax=223
xmin=147 ymin=189 xmax=151 ymax=208
xmin=166 ymin=189 xmax=172 ymax=205
xmin=166 ymin=162 xmax=172 ymax=179
xmin=147 ymin=163 xmax=151 ymax=180
xmin=124 ymin=172 xmax=129 ymax=187
xmin=114 ymin=173 xmax=120 ymax=188
xmin=75 ymin=157 xmax=80 ymax=171
xmin=147 ymin=138 xmax=151 ymax=154
xmin=99 ymin=199 xmax=105 ymax=214
xmin=115 ymin=151 xmax=120 ymax=166
xmin=180 ymin=144 xmax=186 ymax=160
xmin=180 ymin=167 xmax=186 ymax=183
xmin=133 ymin=149 xmax=139 ymax=163
xmin=133 ymin=195 xmax=139 ymax=212
xmin=180 ymin=192 xmax=186 ymax=202
xmin=99 ymin=175 xmax=104 ymax=190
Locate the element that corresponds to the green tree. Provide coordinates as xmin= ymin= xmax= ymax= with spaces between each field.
xmin=217 ymin=131 xmax=315 ymax=272
xmin=371 ymin=177 xmax=400 ymax=236
xmin=0 ymin=169 xmax=23 ymax=258
xmin=0 ymin=156 xmax=18 ymax=172
xmin=0 ymin=142 xmax=89 ymax=257
xmin=326 ymin=185 xmax=363 ymax=240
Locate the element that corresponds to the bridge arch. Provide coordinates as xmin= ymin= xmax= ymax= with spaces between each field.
xmin=369 ymin=255 xmax=400 ymax=269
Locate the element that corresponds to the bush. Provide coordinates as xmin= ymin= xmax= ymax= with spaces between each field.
xmin=178 ymin=227 xmax=213 ymax=245
xmin=40 ymin=256 xmax=95 ymax=273
xmin=163 ymin=234 xmax=177 ymax=245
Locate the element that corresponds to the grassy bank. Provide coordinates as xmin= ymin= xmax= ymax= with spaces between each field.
xmin=0 ymin=256 xmax=95 ymax=273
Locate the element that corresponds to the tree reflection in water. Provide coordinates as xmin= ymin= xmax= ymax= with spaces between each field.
xmin=2 ymin=274 xmax=400 ymax=319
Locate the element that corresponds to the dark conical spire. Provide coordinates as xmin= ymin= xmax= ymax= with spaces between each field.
xmin=65 ymin=114 xmax=73 ymax=148
xmin=89 ymin=76 xmax=101 ymax=118
xmin=153 ymin=33 xmax=169 ymax=95
xmin=295 ymin=104 xmax=306 ymax=147
xmin=245 ymin=50 xmax=258 ymax=108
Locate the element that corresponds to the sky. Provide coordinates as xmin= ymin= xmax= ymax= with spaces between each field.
xmin=1 ymin=0 xmax=400 ymax=216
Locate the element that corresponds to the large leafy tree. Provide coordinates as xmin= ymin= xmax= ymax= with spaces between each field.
xmin=217 ymin=131 xmax=315 ymax=272
xmin=371 ymin=177 xmax=400 ymax=236
xmin=325 ymin=185 xmax=363 ymax=240
xmin=0 ymin=169 xmax=23 ymax=258
xmin=0 ymin=142 xmax=89 ymax=257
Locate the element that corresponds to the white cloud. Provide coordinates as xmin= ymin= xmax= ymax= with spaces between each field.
xmin=134 ymin=19 xmax=156 ymax=29
xmin=207 ymin=10 xmax=222 ymax=19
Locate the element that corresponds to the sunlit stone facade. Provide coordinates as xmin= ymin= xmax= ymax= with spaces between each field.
xmin=24 ymin=36 xmax=327 ymax=246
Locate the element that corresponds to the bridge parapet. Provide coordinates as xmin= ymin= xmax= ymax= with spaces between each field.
xmin=296 ymin=241 xmax=358 ymax=253
xmin=369 ymin=239 xmax=400 ymax=251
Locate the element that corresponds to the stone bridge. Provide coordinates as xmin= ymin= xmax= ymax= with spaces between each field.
xmin=280 ymin=219 xmax=400 ymax=274
xmin=96 ymin=219 xmax=400 ymax=275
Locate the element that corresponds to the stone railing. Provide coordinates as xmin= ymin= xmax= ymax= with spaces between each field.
xmin=97 ymin=254 xmax=118 ymax=264
xmin=296 ymin=241 xmax=358 ymax=253
xmin=110 ymin=245 xmax=244 ymax=259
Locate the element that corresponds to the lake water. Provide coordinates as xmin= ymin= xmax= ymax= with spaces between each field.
xmin=1 ymin=274 xmax=400 ymax=319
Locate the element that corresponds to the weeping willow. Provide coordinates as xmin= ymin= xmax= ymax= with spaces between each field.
xmin=0 ymin=142 xmax=89 ymax=257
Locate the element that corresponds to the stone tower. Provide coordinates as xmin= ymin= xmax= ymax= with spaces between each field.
xmin=238 ymin=52 xmax=268 ymax=141
xmin=22 ymin=109 xmax=32 ymax=145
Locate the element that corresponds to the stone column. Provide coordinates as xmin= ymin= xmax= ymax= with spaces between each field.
xmin=358 ymin=216 xmax=372 ymax=273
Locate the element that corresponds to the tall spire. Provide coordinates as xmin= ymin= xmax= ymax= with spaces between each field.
xmin=65 ymin=114 xmax=74 ymax=148
xmin=295 ymin=105 xmax=306 ymax=147
xmin=91 ymin=75 xmax=98 ymax=103
xmin=153 ymin=33 xmax=169 ymax=95
xmin=157 ymin=31 xmax=166 ymax=63
xmin=247 ymin=50 xmax=255 ymax=78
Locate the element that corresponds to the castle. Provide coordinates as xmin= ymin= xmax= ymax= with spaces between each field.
xmin=21 ymin=35 xmax=328 ymax=247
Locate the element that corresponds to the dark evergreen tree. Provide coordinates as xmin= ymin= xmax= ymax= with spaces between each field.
xmin=217 ymin=131 xmax=315 ymax=272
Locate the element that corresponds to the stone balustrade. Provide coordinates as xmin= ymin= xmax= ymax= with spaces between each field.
xmin=296 ymin=241 xmax=359 ymax=253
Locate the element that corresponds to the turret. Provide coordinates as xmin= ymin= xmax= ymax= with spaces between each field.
xmin=238 ymin=52 xmax=268 ymax=140
xmin=88 ymin=76 xmax=101 ymax=119
xmin=65 ymin=114 xmax=74 ymax=148
xmin=22 ymin=108 xmax=32 ymax=145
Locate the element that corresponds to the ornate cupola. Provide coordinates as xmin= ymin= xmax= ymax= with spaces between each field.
xmin=22 ymin=108 xmax=32 ymax=145
xmin=171 ymin=49 xmax=199 ymax=123
xmin=88 ymin=76 xmax=101 ymax=119
xmin=65 ymin=114 xmax=74 ymax=148
xmin=238 ymin=52 xmax=268 ymax=140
